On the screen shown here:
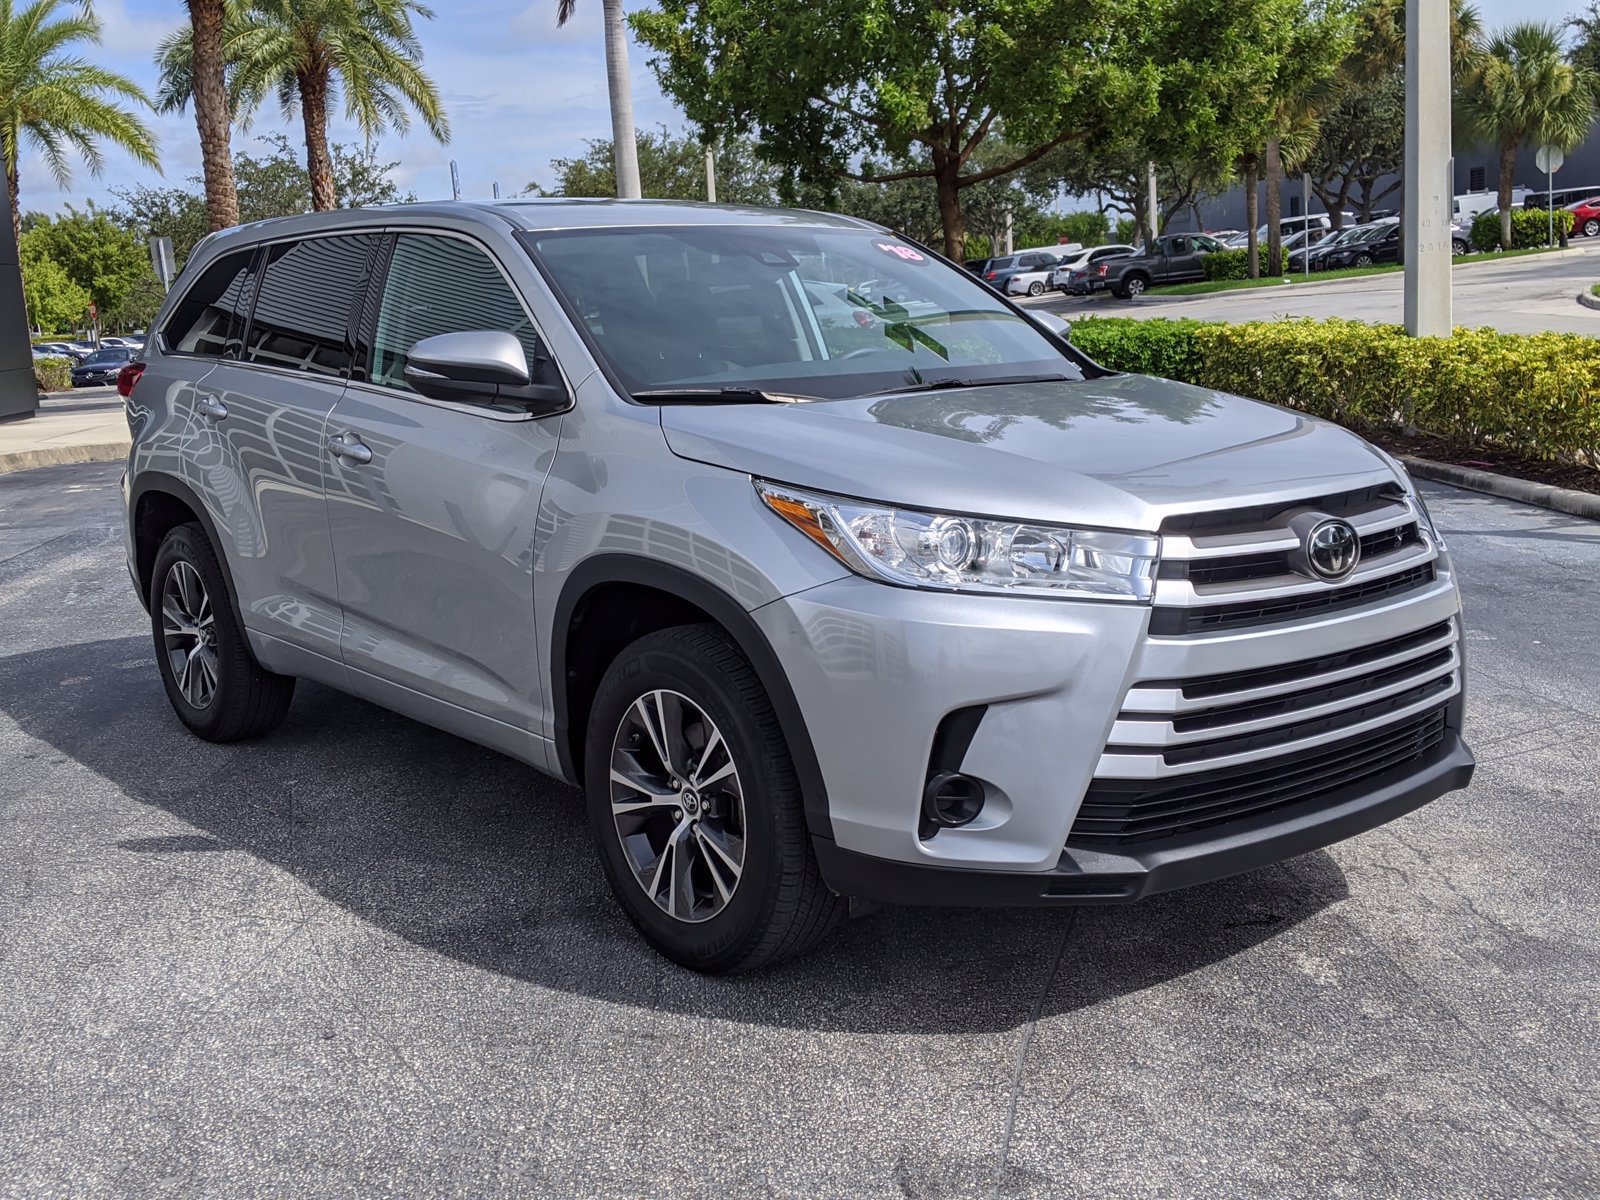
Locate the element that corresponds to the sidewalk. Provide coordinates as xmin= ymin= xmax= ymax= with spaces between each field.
xmin=0 ymin=389 xmax=129 ymax=475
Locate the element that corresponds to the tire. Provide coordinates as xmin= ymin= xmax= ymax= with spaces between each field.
xmin=1028 ymin=281 xmax=1045 ymax=296
xmin=1124 ymin=274 xmax=1148 ymax=297
xmin=585 ymin=624 xmax=844 ymax=972
xmin=150 ymin=523 xmax=294 ymax=742
xmin=1452 ymin=239 xmax=1468 ymax=256
xmin=1353 ymin=253 xmax=1373 ymax=268
xmin=1584 ymin=218 xmax=1599 ymax=238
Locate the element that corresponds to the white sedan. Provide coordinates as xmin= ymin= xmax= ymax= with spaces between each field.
xmin=1045 ymin=244 xmax=1139 ymax=291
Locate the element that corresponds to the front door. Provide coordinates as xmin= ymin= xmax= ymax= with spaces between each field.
xmin=323 ymin=231 xmax=565 ymax=754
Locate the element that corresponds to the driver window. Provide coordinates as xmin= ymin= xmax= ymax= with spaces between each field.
xmin=372 ymin=233 xmax=549 ymax=394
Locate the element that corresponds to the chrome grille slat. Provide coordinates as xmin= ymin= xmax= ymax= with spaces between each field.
xmin=1154 ymin=537 xmax=1434 ymax=607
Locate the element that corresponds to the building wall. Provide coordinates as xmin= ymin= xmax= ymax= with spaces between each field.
xmin=0 ymin=182 xmax=37 ymax=422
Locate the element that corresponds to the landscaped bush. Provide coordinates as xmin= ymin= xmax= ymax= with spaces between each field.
xmin=1202 ymin=247 xmax=1286 ymax=280
xmin=1069 ymin=317 xmax=1600 ymax=465
xmin=1470 ymin=206 xmax=1573 ymax=251
xmin=33 ymin=356 xmax=72 ymax=392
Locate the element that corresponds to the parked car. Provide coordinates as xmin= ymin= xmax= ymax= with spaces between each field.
xmin=1316 ymin=222 xmax=1401 ymax=269
xmin=123 ymin=199 xmax=1472 ymax=971
xmin=70 ymin=346 xmax=134 ymax=387
xmin=32 ymin=341 xmax=84 ymax=363
xmin=1099 ymin=233 xmax=1227 ymax=297
xmin=1523 ymin=186 xmax=1600 ymax=211
xmin=1004 ymin=245 xmax=1092 ymax=296
xmin=980 ymin=249 xmax=1064 ymax=291
xmin=1047 ymin=244 xmax=1138 ymax=292
xmin=1566 ymin=196 xmax=1600 ymax=237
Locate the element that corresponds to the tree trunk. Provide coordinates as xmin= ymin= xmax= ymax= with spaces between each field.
xmin=1498 ymin=139 xmax=1516 ymax=250
xmin=1264 ymin=138 xmax=1283 ymax=276
xmin=1243 ymin=157 xmax=1260 ymax=278
xmin=188 ymin=0 xmax=239 ymax=230
xmin=934 ymin=156 xmax=966 ymax=259
xmin=300 ymin=69 xmax=337 ymax=211
xmin=603 ymin=0 xmax=641 ymax=198
xmin=8 ymin=164 xmax=20 ymax=253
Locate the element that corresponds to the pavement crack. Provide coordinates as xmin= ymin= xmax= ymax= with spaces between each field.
xmin=988 ymin=909 xmax=1078 ymax=1199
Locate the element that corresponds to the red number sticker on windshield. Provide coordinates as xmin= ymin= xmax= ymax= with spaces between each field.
xmin=875 ymin=242 xmax=925 ymax=262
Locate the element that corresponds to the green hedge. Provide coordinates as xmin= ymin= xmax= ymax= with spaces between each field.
xmin=1470 ymin=206 xmax=1572 ymax=251
xmin=1069 ymin=316 xmax=1600 ymax=465
xmin=33 ymin=356 xmax=72 ymax=392
xmin=1202 ymin=247 xmax=1286 ymax=280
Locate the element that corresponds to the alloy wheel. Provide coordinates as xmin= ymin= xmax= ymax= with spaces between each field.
xmin=1028 ymin=281 xmax=1045 ymax=296
xmin=609 ymin=689 xmax=747 ymax=924
xmin=161 ymin=560 xmax=219 ymax=709
xmin=1586 ymin=219 xmax=1599 ymax=237
xmin=1127 ymin=277 xmax=1146 ymax=297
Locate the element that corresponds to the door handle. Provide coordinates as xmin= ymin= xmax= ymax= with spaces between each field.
xmin=328 ymin=434 xmax=373 ymax=465
xmin=197 ymin=394 xmax=228 ymax=421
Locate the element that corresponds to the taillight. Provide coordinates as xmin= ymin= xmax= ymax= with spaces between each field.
xmin=116 ymin=362 xmax=145 ymax=397
xmin=1097 ymin=265 xmax=1108 ymax=276
xmin=984 ymin=270 xmax=996 ymax=279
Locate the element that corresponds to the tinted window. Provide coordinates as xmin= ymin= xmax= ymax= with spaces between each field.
xmin=162 ymin=249 xmax=258 ymax=357
xmin=83 ymin=349 xmax=130 ymax=366
xmin=244 ymin=235 xmax=372 ymax=376
xmin=370 ymin=233 xmax=550 ymax=398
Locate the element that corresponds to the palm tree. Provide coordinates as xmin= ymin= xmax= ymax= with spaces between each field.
xmin=0 ymin=0 xmax=159 ymax=248
xmin=186 ymin=0 xmax=240 ymax=230
xmin=1457 ymin=22 xmax=1597 ymax=249
xmin=157 ymin=0 xmax=448 ymax=212
xmin=558 ymin=0 xmax=639 ymax=199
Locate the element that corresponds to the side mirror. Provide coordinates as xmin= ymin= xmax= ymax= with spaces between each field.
xmin=1027 ymin=310 xmax=1073 ymax=341
xmin=403 ymin=330 xmax=566 ymax=414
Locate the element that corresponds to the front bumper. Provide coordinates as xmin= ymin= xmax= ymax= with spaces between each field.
xmin=813 ymin=722 xmax=1472 ymax=905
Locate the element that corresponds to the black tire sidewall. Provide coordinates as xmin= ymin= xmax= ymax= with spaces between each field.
xmin=584 ymin=632 xmax=797 ymax=970
xmin=149 ymin=525 xmax=246 ymax=738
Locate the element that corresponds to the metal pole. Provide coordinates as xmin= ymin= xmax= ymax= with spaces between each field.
xmin=1303 ymin=175 xmax=1311 ymax=279
xmin=449 ymin=160 xmax=461 ymax=201
xmin=1403 ymin=0 xmax=1451 ymax=337
xmin=705 ymin=150 xmax=717 ymax=203
xmin=493 ymin=181 xmax=501 ymax=199
xmin=1147 ymin=161 xmax=1159 ymax=239
xmin=1548 ymin=163 xmax=1555 ymax=246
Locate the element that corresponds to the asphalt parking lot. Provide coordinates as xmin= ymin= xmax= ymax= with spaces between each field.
xmin=2 ymin=462 xmax=1598 ymax=1198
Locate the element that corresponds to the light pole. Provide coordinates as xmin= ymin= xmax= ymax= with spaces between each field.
xmin=1403 ymin=0 xmax=1452 ymax=337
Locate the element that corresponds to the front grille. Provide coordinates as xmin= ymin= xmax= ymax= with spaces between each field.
xmin=1068 ymin=705 xmax=1449 ymax=845
xmin=1149 ymin=564 xmax=1436 ymax=635
xmin=1168 ymin=523 xmax=1422 ymax=586
xmin=1160 ymin=485 xmax=1400 ymax=535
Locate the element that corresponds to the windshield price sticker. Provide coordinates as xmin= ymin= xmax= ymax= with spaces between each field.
xmin=874 ymin=241 xmax=926 ymax=263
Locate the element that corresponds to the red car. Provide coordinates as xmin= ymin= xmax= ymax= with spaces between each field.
xmin=1567 ymin=196 xmax=1600 ymax=237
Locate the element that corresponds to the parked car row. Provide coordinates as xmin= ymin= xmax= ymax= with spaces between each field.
xmin=31 ymin=334 xmax=145 ymax=375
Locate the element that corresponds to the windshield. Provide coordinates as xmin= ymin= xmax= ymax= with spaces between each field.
xmin=527 ymin=225 xmax=1086 ymax=400
xmin=83 ymin=350 xmax=127 ymax=365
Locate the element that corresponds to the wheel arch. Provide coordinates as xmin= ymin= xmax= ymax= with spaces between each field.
xmin=552 ymin=555 xmax=833 ymax=841
xmin=130 ymin=474 xmax=244 ymax=626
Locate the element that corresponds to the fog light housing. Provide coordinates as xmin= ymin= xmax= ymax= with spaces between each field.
xmin=922 ymin=772 xmax=985 ymax=828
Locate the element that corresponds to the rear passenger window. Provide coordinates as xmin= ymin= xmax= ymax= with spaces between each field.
xmin=370 ymin=233 xmax=549 ymax=396
xmin=162 ymin=249 xmax=257 ymax=357
xmin=243 ymin=235 xmax=372 ymax=376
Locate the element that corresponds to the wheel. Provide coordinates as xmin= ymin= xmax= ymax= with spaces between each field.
xmin=1028 ymin=280 xmax=1045 ymax=296
xmin=150 ymin=523 xmax=294 ymax=741
xmin=585 ymin=624 xmax=844 ymax=972
xmin=1584 ymin=218 xmax=1598 ymax=237
xmin=1124 ymin=275 xmax=1148 ymax=297
xmin=1452 ymin=239 xmax=1468 ymax=256
xmin=1353 ymin=253 xmax=1373 ymax=268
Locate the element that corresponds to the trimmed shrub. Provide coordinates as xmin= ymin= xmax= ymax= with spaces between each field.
xmin=1202 ymin=248 xmax=1286 ymax=280
xmin=34 ymin=356 xmax=72 ymax=392
xmin=1069 ymin=317 xmax=1600 ymax=465
xmin=1470 ymin=206 xmax=1572 ymax=251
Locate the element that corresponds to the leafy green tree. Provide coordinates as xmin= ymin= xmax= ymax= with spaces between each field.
xmin=1304 ymin=69 xmax=1405 ymax=225
xmin=534 ymin=126 xmax=780 ymax=205
xmin=631 ymin=0 xmax=1314 ymax=259
xmin=24 ymin=205 xmax=155 ymax=328
xmin=1571 ymin=1 xmax=1600 ymax=75
xmin=18 ymin=234 xmax=86 ymax=332
xmin=157 ymin=0 xmax=447 ymax=212
xmin=1030 ymin=141 xmax=1232 ymax=244
xmin=0 ymin=0 xmax=160 ymax=247
xmin=1456 ymin=21 xmax=1598 ymax=248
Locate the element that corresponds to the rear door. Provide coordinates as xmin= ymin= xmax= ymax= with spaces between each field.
xmin=169 ymin=233 xmax=377 ymax=669
xmin=322 ymin=229 xmax=566 ymax=753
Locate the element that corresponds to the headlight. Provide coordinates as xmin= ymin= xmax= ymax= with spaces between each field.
xmin=756 ymin=481 xmax=1159 ymax=601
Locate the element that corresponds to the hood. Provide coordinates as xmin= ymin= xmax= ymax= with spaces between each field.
xmin=660 ymin=375 xmax=1399 ymax=531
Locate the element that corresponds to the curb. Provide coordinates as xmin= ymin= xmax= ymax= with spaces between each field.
xmin=1402 ymin=455 xmax=1600 ymax=522
xmin=0 ymin=441 xmax=130 ymax=476
xmin=1577 ymin=289 xmax=1600 ymax=312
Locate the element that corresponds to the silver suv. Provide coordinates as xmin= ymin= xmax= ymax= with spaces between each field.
xmin=122 ymin=201 xmax=1474 ymax=971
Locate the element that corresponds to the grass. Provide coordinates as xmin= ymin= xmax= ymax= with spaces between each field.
xmin=1591 ymin=282 xmax=1600 ymax=298
xmin=1154 ymin=244 xmax=1568 ymax=297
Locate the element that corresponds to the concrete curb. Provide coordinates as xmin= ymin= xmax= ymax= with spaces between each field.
xmin=0 ymin=441 xmax=129 ymax=476
xmin=1402 ymin=455 xmax=1600 ymax=522
xmin=1576 ymin=289 xmax=1600 ymax=312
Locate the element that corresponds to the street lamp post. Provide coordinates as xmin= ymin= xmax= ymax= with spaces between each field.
xmin=1403 ymin=0 xmax=1452 ymax=337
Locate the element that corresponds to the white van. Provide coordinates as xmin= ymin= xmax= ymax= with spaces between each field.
xmin=1453 ymin=189 xmax=1529 ymax=222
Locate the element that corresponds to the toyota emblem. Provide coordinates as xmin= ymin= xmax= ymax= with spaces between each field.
xmin=1305 ymin=518 xmax=1360 ymax=581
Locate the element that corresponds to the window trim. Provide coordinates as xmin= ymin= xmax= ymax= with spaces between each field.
xmin=155 ymin=245 xmax=264 ymax=362
xmin=355 ymin=226 xmax=573 ymax=419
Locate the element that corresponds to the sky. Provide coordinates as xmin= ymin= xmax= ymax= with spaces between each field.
xmin=18 ymin=0 xmax=1592 ymax=219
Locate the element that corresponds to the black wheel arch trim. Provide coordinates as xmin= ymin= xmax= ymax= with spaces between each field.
xmin=551 ymin=555 xmax=834 ymax=841
xmin=128 ymin=473 xmax=245 ymax=626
